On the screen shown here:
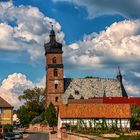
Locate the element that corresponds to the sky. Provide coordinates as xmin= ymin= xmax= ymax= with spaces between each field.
xmin=0 ymin=0 xmax=140 ymax=108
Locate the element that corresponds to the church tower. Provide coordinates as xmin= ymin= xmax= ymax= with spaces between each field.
xmin=44 ymin=27 xmax=64 ymax=106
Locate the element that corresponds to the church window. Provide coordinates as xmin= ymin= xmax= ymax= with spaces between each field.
xmin=52 ymin=57 xmax=56 ymax=63
xmin=55 ymin=97 xmax=58 ymax=102
xmin=55 ymin=84 xmax=58 ymax=89
xmin=54 ymin=69 xmax=58 ymax=77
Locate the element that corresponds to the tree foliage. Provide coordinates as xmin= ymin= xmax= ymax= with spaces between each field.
xmin=44 ymin=103 xmax=57 ymax=129
xmin=131 ymin=106 xmax=140 ymax=129
xmin=17 ymin=87 xmax=46 ymax=126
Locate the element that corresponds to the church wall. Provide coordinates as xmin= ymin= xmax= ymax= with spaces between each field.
xmin=46 ymin=53 xmax=62 ymax=64
xmin=47 ymin=80 xmax=64 ymax=93
xmin=47 ymin=68 xmax=63 ymax=80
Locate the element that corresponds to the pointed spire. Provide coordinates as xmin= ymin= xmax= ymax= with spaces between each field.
xmin=118 ymin=66 xmax=121 ymax=75
xmin=116 ymin=66 xmax=122 ymax=83
xmin=49 ymin=23 xmax=56 ymax=42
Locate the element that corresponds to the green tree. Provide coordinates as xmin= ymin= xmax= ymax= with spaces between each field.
xmin=17 ymin=87 xmax=46 ymax=126
xmin=44 ymin=103 xmax=57 ymax=130
xmin=85 ymin=76 xmax=93 ymax=78
xmin=17 ymin=105 xmax=31 ymax=126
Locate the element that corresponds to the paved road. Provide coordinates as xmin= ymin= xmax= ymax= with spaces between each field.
xmin=24 ymin=133 xmax=49 ymax=140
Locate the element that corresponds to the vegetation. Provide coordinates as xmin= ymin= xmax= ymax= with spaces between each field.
xmin=131 ymin=106 xmax=140 ymax=130
xmin=17 ymin=87 xmax=46 ymax=126
xmin=85 ymin=76 xmax=93 ymax=78
xmin=65 ymin=119 xmax=128 ymax=135
xmin=43 ymin=102 xmax=57 ymax=130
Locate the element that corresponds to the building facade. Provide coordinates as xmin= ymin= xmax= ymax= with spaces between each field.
xmin=0 ymin=97 xmax=13 ymax=135
xmin=58 ymin=103 xmax=131 ymax=129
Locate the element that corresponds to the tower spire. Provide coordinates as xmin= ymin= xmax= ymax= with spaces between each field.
xmin=116 ymin=66 xmax=122 ymax=83
xmin=49 ymin=23 xmax=56 ymax=42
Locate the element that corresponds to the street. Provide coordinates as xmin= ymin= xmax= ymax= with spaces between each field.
xmin=0 ymin=132 xmax=49 ymax=140
xmin=24 ymin=132 xmax=49 ymax=140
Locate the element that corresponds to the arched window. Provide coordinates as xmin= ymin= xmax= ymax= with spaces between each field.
xmin=55 ymin=97 xmax=58 ymax=102
xmin=52 ymin=57 xmax=56 ymax=63
xmin=54 ymin=69 xmax=58 ymax=77
xmin=55 ymin=84 xmax=58 ymax=89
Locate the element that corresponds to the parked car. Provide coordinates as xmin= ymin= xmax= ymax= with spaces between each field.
xmin=4 ymin=132 xmax=15 ymax=140
xmin=14 ymin=132 xmax=23 ymax=139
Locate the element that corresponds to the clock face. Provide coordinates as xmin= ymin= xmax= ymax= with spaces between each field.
xmin=54 ymin=80 xmax=59 ymax=84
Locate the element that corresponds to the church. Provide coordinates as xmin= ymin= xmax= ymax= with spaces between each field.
xmin=44 ymin=27 xmax=127 ymax=107
xmin=43 ymin=28 xmax=140 ymax=136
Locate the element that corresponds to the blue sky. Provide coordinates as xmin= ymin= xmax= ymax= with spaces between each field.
xmin=0 ymin=0 xmax=126 ymax=82
xmin=0 ymin=0 xmax=140 ymax=107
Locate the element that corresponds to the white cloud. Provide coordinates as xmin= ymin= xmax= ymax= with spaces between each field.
xmin=124 ymin=81 xmax=140 ymax=96
xmin=52 ymin=0 xmax=140 ymax=19
xmin=0 ymin=2 xmax=64 ymax=61
xmin=132 ymin=72 xmax=140 ymax=78
xmin=64 ymin=20 xmax=140 ymax=69
xmin=0 ymin=73 xmax=34 ymax=108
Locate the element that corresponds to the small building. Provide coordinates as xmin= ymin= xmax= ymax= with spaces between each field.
xmin=0 ymin=96 xmax=13 ymax=126
xmin=58 ymin=103 xmax=131 ymax=129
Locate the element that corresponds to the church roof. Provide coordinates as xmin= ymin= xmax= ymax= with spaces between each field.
xmin=44 ymin=29 xmax=63 ymax=55
xmin=62 ymin=78 xmax=127 ymax=104
xmin=60 ymin=103 xmax=131 ymax=119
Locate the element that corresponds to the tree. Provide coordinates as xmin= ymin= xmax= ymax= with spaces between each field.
xmin=17 ymin=87 xmax=46 ymax=126
xmin=85 ymin=76 xmax=93 ymax=78
xmin=17 ymin=105 xmax=31 ymax=126
xmin=44 ymin=103 xmax=57 ymax=130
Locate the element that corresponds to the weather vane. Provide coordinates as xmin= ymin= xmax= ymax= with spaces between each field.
xmin=49 ymin=22 xmax=54 ymax=30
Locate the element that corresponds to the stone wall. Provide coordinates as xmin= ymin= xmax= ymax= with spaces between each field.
xmin=61 ymin=131 xmax=103 ymax=140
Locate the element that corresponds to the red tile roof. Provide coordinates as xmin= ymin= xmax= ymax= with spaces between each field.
xmin=88 ymin=97 xmax=140 ymax=105
xmin=0 ymin=96 xmax=13 ymax=108
xmin=68 ymin=99 xmax=103 ymax=104
xmin=60 ymin=104 xmax=131 ymax=119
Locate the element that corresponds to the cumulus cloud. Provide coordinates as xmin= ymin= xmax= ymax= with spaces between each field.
xmin=124 ymin=81 xmax=140 ymax=96
xmin=0 ymin=73 xmax=45 ymax=109
xmin=64 ymin=20 xmax=140 ymax=69
xmin=0 ymin=1 xmax=64 ymax=60
xmin=0 ymin=73 xmax=34 ymax=108
xmin=52 ymin=0 xmax=140 ymax=19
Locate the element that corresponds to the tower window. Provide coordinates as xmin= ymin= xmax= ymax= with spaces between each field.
xmin=54 ymin=69 xmax=58 ymax=77
xmin=55 ymin=84 xmax=58 ymax=89
xmin=55 ymin=97 xmax=58 ymax=102
xmin=52 ymin=57 xmax=56 ymax=63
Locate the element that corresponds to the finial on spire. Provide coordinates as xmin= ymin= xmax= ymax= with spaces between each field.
xmin=49 ymin=22 xmax=55 ymax=41
xmin=116 ymin=66 xmax=122 ymax=83
xmin=51 ymin=24 xmax=53 ymax=30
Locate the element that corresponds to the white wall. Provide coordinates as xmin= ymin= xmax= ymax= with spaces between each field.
xmin=60 ymin=118 xmax=130 ymax=129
